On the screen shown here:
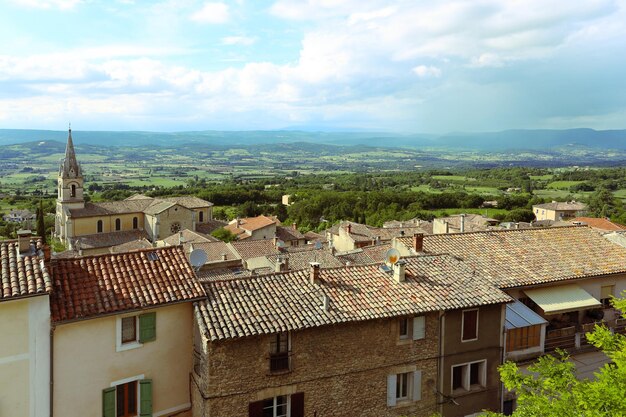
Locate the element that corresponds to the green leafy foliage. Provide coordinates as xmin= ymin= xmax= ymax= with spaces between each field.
xmin=211 ymin=227 xmax=238 ymax=243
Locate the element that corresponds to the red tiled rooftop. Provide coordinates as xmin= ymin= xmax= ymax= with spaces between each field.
xmin=0 ymin=239 xmax=51 ymax=301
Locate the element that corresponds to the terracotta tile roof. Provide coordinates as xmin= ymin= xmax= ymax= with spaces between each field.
xmin=69 ymin=200 xmax=153 ymax=218
xmin=161 ymin=229 xmax=218 ymax=247
xmin=50 ymin=246 xmax=206 ymax=323
xmin=533 ymin=201 xmax=587 ymax=211
xmin=267 ymin=249 xmax=344 ymax=271
xmin=196 ymin=267 xmax=253 ymax=282
xmin=276 ymin=225 xmax=305 ymax=242
xmin=195 ymin=254 xmax=511 ymax=341
xmin=109 ymin=239 xmax=153 ymax=253
xmin=195 ymin=219 xmax=228 ymax=235
xmin=571 ymin=217 xmax=626 ymax=232
xmin=330 ymin=221 xmax=428 ymax=242
xmin=336 ymin=248 xmax=377 ymax=265
xmin=143 ymin=200 xmax=176 ymax=215
xmin=229 ymin=239 xmax=281 ymax=260
xmin=189 ymin=241 xmax=241 ymax=263
xmin=304 ymin=231 xmax=327 ymax=243
xmin=163 ymin=196 xmax=213 ymax=208
xmin=224 ymin=215 xmax=277 ymax=238
xmin=74 ymin=230 xmax=150 ymax=250
xmin=396 ymin=226 xmax=626 ymax=289
xmin=0 ymin=239 xmax=51 ymax=301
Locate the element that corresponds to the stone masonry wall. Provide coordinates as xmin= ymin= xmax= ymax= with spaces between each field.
xmin=193 ymin=313 xmax=441 ymax=417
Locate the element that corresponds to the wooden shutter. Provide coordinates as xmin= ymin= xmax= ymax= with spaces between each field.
xmin=412 ymin=370 xmax=422 ymax=401
xmin=139 ymin=312 xmax=156 ymax=343
xmin=462 ymin=309 xmax=478 ymax=341
xmin=139 ymin=379 xmax=153 ymax=417
xmin=248 ymin=400 xmax=263 ymax=417
xmin=291 ymin=392 xmax=305 ymax=417
xmin=102 ymin=387 xmax=115 ymax=417
xmin=412 ymin=316 xmax=426 ymax=340
xmin=387 ymin=374 xmax=397 ymax=406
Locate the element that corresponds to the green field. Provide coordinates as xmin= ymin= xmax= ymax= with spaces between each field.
xmin=547 ymin=180 xmax=584 ymax=190
xmin=432 ymin=175 xmax=474 ymax=182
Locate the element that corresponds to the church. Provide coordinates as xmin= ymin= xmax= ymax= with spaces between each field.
xmin=55 ymin=129 xmax=214 ymax=255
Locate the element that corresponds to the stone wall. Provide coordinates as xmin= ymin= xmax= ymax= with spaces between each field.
xmin=193 ymin=313 xmax=441 ymax=417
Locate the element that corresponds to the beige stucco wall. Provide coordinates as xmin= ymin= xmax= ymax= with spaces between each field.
xmin=72 ymin=212 xmax=145 ymax=237
xmin=249 ymin=224 xmax=276 ymax=241
xmin=53 ymin=302 xmax=194 ymax=417
xmin=156 ymin=205 xmax=194 ymax=241
xmin=0 ymin=296 xmax=50 ymax=417
xmin=194 ymin=207 xmax=212 ymax=223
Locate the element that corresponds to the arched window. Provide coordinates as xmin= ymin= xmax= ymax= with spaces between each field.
xmin=199 ymin=211 xmax=204 ymax=222
xmin=97 ymin=220 xmax=103 ymax=233
xmin=115 ymin=218 xmax=121 ymax=231
xmin=70 ymin=184 xmax=76 ymax=197
xmin=133 ymin=217 xmax=138 ymax=229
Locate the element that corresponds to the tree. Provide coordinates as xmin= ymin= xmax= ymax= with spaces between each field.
xmin=587 ymin=187 xmax=622 ymax=218
xmin=36 ymin=200 xmax=47 ymax=245
xmin=211 ymin=228 xmax=238 ymax=243
xmin=483 ymin=297 xmax=626 ymax=416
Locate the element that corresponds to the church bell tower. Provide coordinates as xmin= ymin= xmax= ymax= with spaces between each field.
xmin=55 ymin=127 xmax=85 ymax=243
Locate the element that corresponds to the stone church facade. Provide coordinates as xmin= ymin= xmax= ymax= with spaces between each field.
xmin=55 ymin=129 xmax=213 ymax=254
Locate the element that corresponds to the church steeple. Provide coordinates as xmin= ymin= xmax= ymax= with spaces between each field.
xmin=60 ymin=127 xmax=81 ymax=179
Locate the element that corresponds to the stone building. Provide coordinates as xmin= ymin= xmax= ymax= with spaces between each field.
xmin=192 ymin=256 xmax=510 ymax=417
xmin=54 ymin=129 xmax=213 ymax=254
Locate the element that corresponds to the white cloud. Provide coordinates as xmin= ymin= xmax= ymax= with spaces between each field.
xmin=10 ymin=0 xmax=82 ymax=9
xmin=412 ymin=65 xmax=442 ymax=78
xmin=190 ymin=2 xmax=230 ymax=24
xmin=221 ymin=36 xmax=257 ymax=46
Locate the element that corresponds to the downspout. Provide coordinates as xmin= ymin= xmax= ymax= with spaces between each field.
xmin=438 ymin=310 xmax=445 ymax=417
xmin=50 ymin=324 xmax=55 ymax=417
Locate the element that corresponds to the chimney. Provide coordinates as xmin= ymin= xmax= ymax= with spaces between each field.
xmin=515 ymin=222 xmax=520 ymax=230
xmin=282 ymin=257 xmax=289 ymax=272
xmin=346 ymin=223 xmax=352 ymax=234
xmin=43 ymin=245 xmax=51 ymax=262
xmin=393 ymin=260 xmax=407 ymax=283
xmin=309 ymin=262 xmax=321 ymax=284
xmin=413 ymin=233 xmax=424 ymax=253
xmin=292 ymin=222 xmax=297 ymax=231
xmin=236 ymin=217 xmax=241 ymax=227
xmin=460 ymin=214 xmax=466 ymax=233
xmin=221 ymin=253 xmax=227 ymax=261
xmin=273 ymin=236 xmax=279 ymax=247
xmin=17 ymin=229 xmax=32 ymax=254
xmin=178 ymin=231 xmax=184 ymax=245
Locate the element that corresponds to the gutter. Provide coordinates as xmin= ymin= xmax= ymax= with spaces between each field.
xmin=50 ymin=324 xmax=55 ymax=417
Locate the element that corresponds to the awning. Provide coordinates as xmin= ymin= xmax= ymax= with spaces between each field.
xmin=505 ymin=300 xmax=548 ymax=329
xmin=524 ymin=284 xmax=602 ymax=315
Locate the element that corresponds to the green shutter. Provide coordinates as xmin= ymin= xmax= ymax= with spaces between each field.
xmin=139 ymin=312 xmax=156 ymax=343
xmin=102 ymin=387 xmax=115 ymax=417
xmin=140 ymin=379 xmax=153 ymax=417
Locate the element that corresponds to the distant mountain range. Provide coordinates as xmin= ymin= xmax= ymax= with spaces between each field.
xmin=0 ymin=128 xmax=624 ymax=151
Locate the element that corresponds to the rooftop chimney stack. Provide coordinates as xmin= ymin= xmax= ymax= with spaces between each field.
xmin=413 ymin=233 xmax=424 ymax=253
xmin=460 ymin=214 xmax=466 ymax=233
xmin=43 ymin=245 xmax=51 ymax=262
xmin=322 ymin=294 xmax=330 ymax=312
xmin=393 ymin=260 xmax=407 ymax=283
xmin=221 ymin=253 xmax=227 ymax=261
xmin=346 ymin=223 xmax=352 ymax=234
xmin=17 ymin=229 xmax=32 ymax=254
xmin=309 ymin=262 xmax=321 ymax=284
xmin=292 ymin=222 xmax=297 ymax=231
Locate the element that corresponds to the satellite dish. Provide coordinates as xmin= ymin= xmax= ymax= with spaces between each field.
xmin=385 ymin=248 xmax=401 ymax=265
xmin=190 ymin=249 xmax=208 ymax=268
xmin=276 ymin=240 xmax=285 ymax=248
xmin=314 ymin=241 xmax=322 ymax=250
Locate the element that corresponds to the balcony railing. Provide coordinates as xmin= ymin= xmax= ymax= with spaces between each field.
xmin=545 ymin=317 xmax=626 ymax=353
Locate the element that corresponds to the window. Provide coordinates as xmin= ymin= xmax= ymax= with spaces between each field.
xmin=387 ymin=370 xmax=422 ymax=406
xmin=97 ymin=220 xmax=103 ymax=233
xmin=506 ymin=325 xmax=541 ymax=352
xmin=70 ymin=184 xmax=76 ymax=197
xmin=102 ymin=378 xmax=152 ymax=417
xmin=249 ymin=393 xmax=304 ymax=417
xmin=116 ymin=312 xmax=156 ymax=352
xmin=170 ymin=221 xmax=181 ymax=234
xmin=462 ymin=309 xmax=479 ymax=341
xmin=601 ymin=285 xmax=615 ymax=308
xmin=115 ymin=218 xmax=121 ymax=231
xmin=199 ymin=211 xmax=204 ymax=222
xmin=398 ymin=316 xmax=425 ymax=341
xmin=269 ymin=332 xmax=290 ymax=372
xmin=133 ymin=217 xmax=138 ymax=230
xmin=451 ymin=360 xmax=486 ymax=392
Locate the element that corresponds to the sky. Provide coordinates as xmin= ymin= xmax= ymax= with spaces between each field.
xmin=0 ymin=0 xmax=625 ymax=133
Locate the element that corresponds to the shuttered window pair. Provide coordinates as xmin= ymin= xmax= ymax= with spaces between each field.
xmin=103 ymin=379 xmax=152 ymax=417
xmin=248 ymin=393 xmax=304 ymax=417
xmin=387 ymin=371 xmax=422 ymax=406
xmin=399 ymin=316 xmax=426 ymax=340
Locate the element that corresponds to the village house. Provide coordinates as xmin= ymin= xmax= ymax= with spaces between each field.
xmin=49 ymin=246 xmax=206 ymax=417
xmin=432 ymin=214 xmax=499 ymax=234
xmin=532 ymin=201 xmax=587 ymax=221
xmin=2 ymin=208 xmax=37 ymax=224
xmin=394 ymin=226 xmax=626 ymax=410
xmin=569 ymin=216 xmax=626 ymax=232
xmin=327 ymin=220 xmax=429 ymax=252
xmin=192 ymin=256 xmax=511 ymax=417
xmin=0 ymin=231 xmax=51 ymax=417
xmin=54 ymin=129 xmax=214 ymax=255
